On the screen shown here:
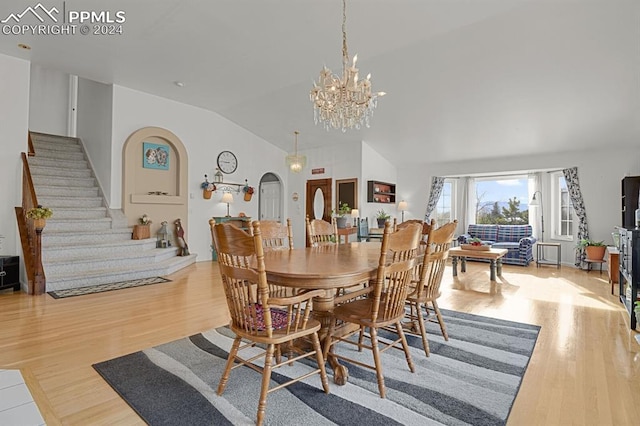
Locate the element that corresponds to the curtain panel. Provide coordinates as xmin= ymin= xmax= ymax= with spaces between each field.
xmin=424 ymin=177 xmax=445 ymax=221
xmin=563 ymin=167 xmax=589 ymax=266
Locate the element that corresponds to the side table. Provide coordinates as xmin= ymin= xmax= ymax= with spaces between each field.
xmin=536 ymin=242 xmax=561 ymax=269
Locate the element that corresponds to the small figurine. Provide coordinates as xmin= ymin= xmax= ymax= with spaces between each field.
xmin=174 ymin=218 xmax=190 ymax=256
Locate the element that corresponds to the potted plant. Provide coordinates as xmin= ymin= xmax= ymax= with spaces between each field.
xmin=243 ymin=184 xmax=255 ymax=202
xmin=133 ymin=214 xmax=152 ymax=240
xmin=376 ymin=209 xmax=390 ymax=228
xmin=332 ymin=202 xmax=351 ymax=229
xmin=26 ymin=205 xmax=53 ymax=229
xmin=201 ymin=174 xmax=216 ymax=199
xmin=576 ymin=238 xmax=606 ymax=261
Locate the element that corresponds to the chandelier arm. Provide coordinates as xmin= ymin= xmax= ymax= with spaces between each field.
xmin=342 ymin=0 xmax=348 ymax=75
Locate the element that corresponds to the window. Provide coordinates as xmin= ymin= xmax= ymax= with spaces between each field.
xmin=552 ymin=173 xmax=574 ymax=240
xmin=475 ymin=176 xmax=529 ymax=224
xmin=434 ymin=180 xmax=455 ymax=227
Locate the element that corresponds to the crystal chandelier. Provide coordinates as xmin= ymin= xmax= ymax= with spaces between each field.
xmin=285 ymin=131 xmax=306 ymax=173
xmin=310 ymin=0 xmax=385 ymax=132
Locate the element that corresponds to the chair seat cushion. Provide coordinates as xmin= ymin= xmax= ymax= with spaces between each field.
xmin=246 ymin=304 xmax=290 ymax=330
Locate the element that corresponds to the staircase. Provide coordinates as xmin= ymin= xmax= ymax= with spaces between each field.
xmin=28 ymin=131 xmax=196 ymax=292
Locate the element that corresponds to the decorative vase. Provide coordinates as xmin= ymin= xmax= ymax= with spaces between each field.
xmin=244 ymin=192 xmax=252 ymax=202
xmin=203 ymin=189 xmax=212 ymax=199
xmin=33 ymin=218 xmax=46 ymax=229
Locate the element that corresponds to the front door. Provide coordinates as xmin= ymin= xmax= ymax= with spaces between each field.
xmin=306 ymin=178 xmax=332 ymax=246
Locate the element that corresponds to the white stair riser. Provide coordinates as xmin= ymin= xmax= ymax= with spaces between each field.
xmin=43 ymin=241 xmax=158 ymax=261
xmin=45 ymin=220 xmax=112 ymax=232
xmin=44 ymin=249 xmax=179 ymax=275
xmin=48 ymin=209 xmax=107 ymax=220
xmin=32 ymin=176 xmax=96 ymax=188
xmin=28 ymin=157 xmax=88 ymax=169
xmin=36 ymin=187 xmax=98 ymax=197
xmin=37 ymin=197 xmax=103 ymax=208
xmin=33 ymin=142 xmax=82 ymax=153
xmin=29 ymin=166 xmax=91 ymax=179
xmin=43 ymin=231 xmax=133 ymax=245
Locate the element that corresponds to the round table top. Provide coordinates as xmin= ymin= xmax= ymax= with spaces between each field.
xmin=263 ymin=242 xmax=382 ymax=289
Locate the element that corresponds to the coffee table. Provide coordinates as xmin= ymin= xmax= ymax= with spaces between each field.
xmin=449 ymin=247 xmax=508 ymax=281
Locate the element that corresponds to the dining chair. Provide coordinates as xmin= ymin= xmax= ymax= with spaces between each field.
xmin=260 ymin=219 xmax=294 ymax=251
xmin=211 ymin=220 xmax=330 ymax=426
xmin=305 ymin=215 xmax=338 ymax=247
xmin=324 ymin=221 xmax=422 ymax=398
xmin=404 ymin=219 xmax=458 ymax=357
xmin=357 ymin=217 xmax=370 ymax=242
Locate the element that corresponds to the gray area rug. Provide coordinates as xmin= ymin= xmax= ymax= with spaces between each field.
xmin=93 ymin=309 xmax=540 ymax=425
xmin=47 ymin=276 xmax=171 ymax=299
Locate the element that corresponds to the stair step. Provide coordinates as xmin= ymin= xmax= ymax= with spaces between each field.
xmin=46 ymin=207 xmax=108 ymax=220
xmin=44 ymin=247 xmax=180 ymax=275
xmin=36 ymin=186 xmax=98 ymax=198
xmin=33 ymin=147 xmax=84 ymax=161
xmin=32 ymin=175 xmax=96 ymax=188
xmin=44 ymin=217 xmax=112 ymax=232
xmin=37 ymin=196 xmax=103 ymax=208
xmin=33 ymin=140 xmax=82 ymax=153
xmin=31 ymin=132 xmax=80 ymax=145
xmin=42 ymin=228 xmax=133 ymax=245
xmin=43 ymin=238 xmax=158 ymax=261
xmin=44 ymin=255 xmax=197 ymax=291
xmin=28 ymin=156 xmax=88 ymax=170
xmin=28 ymin=165 xmax=91 ymax=179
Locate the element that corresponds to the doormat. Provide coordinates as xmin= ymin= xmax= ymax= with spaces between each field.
xmin=47 ymin=276 xmax=172 ymax=299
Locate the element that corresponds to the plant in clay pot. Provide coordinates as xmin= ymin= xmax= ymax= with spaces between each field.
xmin=201 ymin=175 xmax=216 ymax=199
xmin=576 ymin=238 xmax=606 ymax=261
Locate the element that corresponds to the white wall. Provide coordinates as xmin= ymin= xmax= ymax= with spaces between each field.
xmin=361 ymin=142 xmax=398 ymax=225
xmin=399 ymin=148 xmax=640 ymax=266
xmin=28 ymin=65 xmax=69 ymax=136
xmin=0 ymin=54 xmax=30 ymax=263
xmin=286 ymin=142 xmax=362 ymax=248
xmin=110 ymin=85 xmax=288 ymax=262
xmin=77 ymin=78 xmax=113 ymax=201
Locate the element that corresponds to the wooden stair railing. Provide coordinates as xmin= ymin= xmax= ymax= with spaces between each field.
xmin=15 ymin=131 xmax=46 ymax=294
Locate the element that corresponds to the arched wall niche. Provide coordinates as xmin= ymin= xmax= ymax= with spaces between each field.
xmin=122 ymin=127 xmax=188 ymax=236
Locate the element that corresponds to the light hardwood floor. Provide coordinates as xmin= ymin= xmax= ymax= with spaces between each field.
xmin=0 ymin=260 xmax=639 ymax=425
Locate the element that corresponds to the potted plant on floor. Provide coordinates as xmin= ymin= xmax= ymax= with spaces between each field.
xmin=332 ymin=202 xmax=351 ymax=229
xmin=376 ymin=209 xmax=390 ymax=228
xmin=576 ymin=238 xmax=606 ymax=260
xmin=26 ymin=205 xmax=53 ymax=229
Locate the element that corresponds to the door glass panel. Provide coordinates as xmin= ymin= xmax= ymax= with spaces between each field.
xmin=314 ymin=188 xmax=325 ymax=219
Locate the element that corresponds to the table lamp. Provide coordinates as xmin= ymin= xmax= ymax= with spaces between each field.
xmin=351 ymin=209 xmax=359 ymax=227
xmin=398 ymin=200 xmax=408 ymax=223
xmin=221 ymin=192 xmax=234 ymax=217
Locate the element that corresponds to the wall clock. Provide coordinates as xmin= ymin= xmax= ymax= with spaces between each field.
xmin=217 ymin=150 xmax=237 ymax=174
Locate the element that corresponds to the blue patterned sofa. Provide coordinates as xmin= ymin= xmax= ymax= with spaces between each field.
xmin=457 ymin=224 xmax=536 ymax=266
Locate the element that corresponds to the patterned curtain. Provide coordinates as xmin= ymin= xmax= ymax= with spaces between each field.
xmin=563 ymin=167 xmax=589 ymax=266
xmin=424 ymin=176 xmax=445 ymax=221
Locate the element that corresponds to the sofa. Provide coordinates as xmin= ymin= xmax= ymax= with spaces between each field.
xmin=457 ymin=224 xmax=536 ymax=266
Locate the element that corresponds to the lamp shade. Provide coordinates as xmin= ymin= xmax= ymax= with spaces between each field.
xmin=351 ymin=209 xmax=359 ymax=218
xmin=398 ymin=201 xmax=408 ymax=211
xmin=221 ymin=192 xmax=234 ymax=204
xmin=530 ymin=193 xmax=540 ymax=206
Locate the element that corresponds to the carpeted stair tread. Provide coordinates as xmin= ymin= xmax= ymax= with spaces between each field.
xmin=28 ymin=165 xmax=92 ymax=178
xmin=44 ymin=247 xmax=180 ymax=266
xmin=43 ymin=237 xmax=154 ymax=250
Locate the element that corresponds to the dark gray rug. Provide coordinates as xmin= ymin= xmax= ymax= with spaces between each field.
xmin=47 ymin=276 xmax=171 ymax=299
xmin=93 ymin=309 xmax=540 ymax=425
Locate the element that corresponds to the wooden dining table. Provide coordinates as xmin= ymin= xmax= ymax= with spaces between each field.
xmin=262 ymin=242 xmax=383 ymax=384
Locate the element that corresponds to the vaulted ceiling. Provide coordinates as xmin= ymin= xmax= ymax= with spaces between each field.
xmin=0 ymin=0 xmax=638 ymax=165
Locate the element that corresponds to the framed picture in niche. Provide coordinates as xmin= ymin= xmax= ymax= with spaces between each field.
xmin=143 ymin=142 xmax=170 ymax=170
